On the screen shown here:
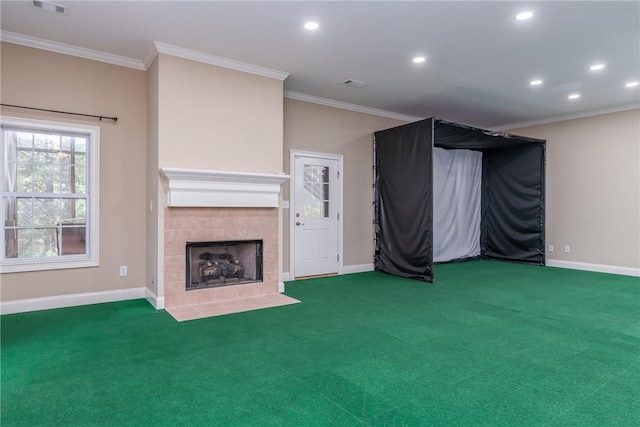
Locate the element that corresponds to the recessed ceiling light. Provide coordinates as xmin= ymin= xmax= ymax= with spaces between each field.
xmin=625 ymin=81 xmax=639 ymax=88
xmin=304 ymin=22 xmax=319 ymax=31
xmin=568 ymin=94 xmax=581 ymax=100
xmin=516 ymin=11 xmax=534 ymax=20
xmin=413 ymin=56 xmax=426 ymax=64
xmin=589 ymin=63 xmax=606 ymax=71
xmin=530 ymin=79 xmax=543 ymax=86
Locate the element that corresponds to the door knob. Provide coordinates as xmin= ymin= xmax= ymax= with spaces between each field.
xmin=296 ymin=221 xmax=304 ymax=226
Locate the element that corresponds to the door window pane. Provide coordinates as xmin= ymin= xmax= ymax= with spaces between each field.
xmin=303 ymin=165 xmax=330 ymax=218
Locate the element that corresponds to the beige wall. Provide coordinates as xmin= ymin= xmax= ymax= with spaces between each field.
xmin=511 ymin=109 xmax=640 ymax=268
xmin=284 ymin=102 xmax=639 ymax=272
xmin=283 ymin=98 xmax=406 ymax=272
xmin=0 ymin=43 xmax=148 ymax=301
xmin=148 ymin=54 xmax=286 ymax=299
xmin=146 ymin=57 xmax=160 ymax=297
xmin=156 ymin=54 xmax=284 ymax=173
xmin=2 ymin=42 xmax=635 ymax=307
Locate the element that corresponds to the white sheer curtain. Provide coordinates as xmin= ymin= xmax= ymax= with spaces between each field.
xmin=3 ymin=131 xmax=18 ymax=257
xmin=433 ymin=147 xmax=482 ymax=262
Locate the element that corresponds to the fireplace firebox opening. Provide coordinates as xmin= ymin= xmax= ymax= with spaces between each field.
xmin=186 ymin=240 xmax=263 ymax=290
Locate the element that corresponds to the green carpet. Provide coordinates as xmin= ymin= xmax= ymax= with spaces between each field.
xmin=2 ymin=261 xmax=639 ymax=426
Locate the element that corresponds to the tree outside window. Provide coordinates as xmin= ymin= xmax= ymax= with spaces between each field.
xmin=1 ymin=117 xmax=99 ymax=273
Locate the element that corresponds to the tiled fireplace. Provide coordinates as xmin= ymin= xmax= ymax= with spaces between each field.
xmin=160 ymin=168 xmax=289 ymax=311
xmin=164 ymin=207 xmax=278 ymax=307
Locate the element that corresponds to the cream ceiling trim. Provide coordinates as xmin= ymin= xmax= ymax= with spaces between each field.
xmin=151 ymin=41 xmax=290 ymax=81
xmin=284 ymin=90 xmax=422 ymax=123
xmin=0 ymin=31 xmax=145 ymax=70
xmin=495 ymin=103 xmax=640 ymax=130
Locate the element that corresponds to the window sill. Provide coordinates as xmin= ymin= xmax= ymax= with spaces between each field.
xmin=0 ymin=257 xmax=99 ymax=274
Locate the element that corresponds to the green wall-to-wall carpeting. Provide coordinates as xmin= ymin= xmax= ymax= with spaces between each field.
xmin=2 ymin=261 xmax=639 ymax=426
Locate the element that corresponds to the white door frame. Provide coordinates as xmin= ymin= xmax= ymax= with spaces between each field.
xmin=289 ymin=150 xmax=343 ymax=279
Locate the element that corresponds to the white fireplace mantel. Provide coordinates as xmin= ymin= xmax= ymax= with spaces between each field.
xmin=160 ymin=168 xmax=290 ymax=208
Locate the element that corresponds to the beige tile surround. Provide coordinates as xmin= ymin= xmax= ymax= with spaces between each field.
xmin=163 ymin=207 xmax=280 ymax=309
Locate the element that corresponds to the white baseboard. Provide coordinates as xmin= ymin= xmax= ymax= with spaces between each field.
xmin=546 ymin=259 xmax=640 ymax=277
xmin=343 ymin=263 xmax=375 ymax=274
xmin=145 ymin=288 xmax=165 ymax=309
xmin=0 ymin=287 xmax=147 ymax=315
xmin=283 ymin=264 xmax=374 ymax=282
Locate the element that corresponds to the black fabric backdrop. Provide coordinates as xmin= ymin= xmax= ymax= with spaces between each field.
xmin=374 ymin=118 xmax=545 ymax=282
xmin=434 ymin=120 xmax=546 ymax=266
xmin=374 ymin=118 xmax=434 ymax=282
xmin=481 ymin=143 xmax=545 ymax=264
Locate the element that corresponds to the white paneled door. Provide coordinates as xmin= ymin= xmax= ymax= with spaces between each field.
xmin=293 ymin=155 xmax=339 ymax=278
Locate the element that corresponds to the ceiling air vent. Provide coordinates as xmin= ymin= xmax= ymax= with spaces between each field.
xmin=343 ymin=79 xmax=367 ymax=88
xmin=33 ymin=0 xmax=68 ymax=14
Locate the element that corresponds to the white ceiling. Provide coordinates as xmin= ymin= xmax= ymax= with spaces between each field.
xmin=1 ymin=1 xmax=639 ymax=128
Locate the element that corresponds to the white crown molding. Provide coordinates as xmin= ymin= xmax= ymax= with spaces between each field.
xmin=495 ymin=103 xmax=640 ymax=131
xmin=151 ymin=41 xmax=290 ymax=80
xmin=143 ymin=45 xmax=159 ymax=70
xmin=284 ymin=90 xmax=422 ymax=123
xmin=546 ymin=259 xmax=640 ymax=277
xmin=0 ymin=30 xmax=145 ymax=70
xmin=0 ymin=287 xmax=147 ymax=315
xmin=160 ymin=168 xmax=290 ymax=208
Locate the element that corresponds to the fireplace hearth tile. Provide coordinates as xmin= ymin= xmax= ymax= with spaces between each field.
xmin=165 ymin=306 xmax=201 ymax=322
xmin=165 ymin=294 xmax=300 ymax=322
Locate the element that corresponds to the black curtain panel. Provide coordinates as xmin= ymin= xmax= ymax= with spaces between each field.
xmin=374 ymin=117 xmax=545 ymax=282
xmin=434 ymin=120 xmax=545 ymax=265
xmin=481 ymin=143 xmax=546 ymax=265
xmin=374 ymin=118 xmax=434 ymax=282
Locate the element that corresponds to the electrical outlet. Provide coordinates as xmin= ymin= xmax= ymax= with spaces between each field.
xmin=548 ymin=245 xmax=554 ymax=253
xmin=564 ymin=245 xmax=570 ymax=253
xmin=119 ymin=266 xmax=128 ymax=276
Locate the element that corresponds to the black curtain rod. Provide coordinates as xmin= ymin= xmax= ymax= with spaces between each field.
xmin=0 ymin=103 xmax=118 ymax=122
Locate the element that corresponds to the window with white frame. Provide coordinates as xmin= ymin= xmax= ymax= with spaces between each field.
xmin=0 ymin=116 xmax=99 ymax=273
